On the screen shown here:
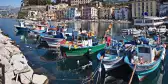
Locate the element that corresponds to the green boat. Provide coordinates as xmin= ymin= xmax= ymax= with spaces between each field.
xmin=60 ymin=43 xmax=106 ymax=57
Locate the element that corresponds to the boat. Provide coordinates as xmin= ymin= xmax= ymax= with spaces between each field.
xmin=121 ymin=28 xmax=142 ymax=37
xmin=97 ymin=40 xmax=126 ymax=71
xmin=14 ymin=21 xmax=31 ymax=31
xmin=39 ymin=31 xmax=65 ymax=48
xmin=134 ymin=16 xmax=167 ymax=35
xmin=124 ymin=37 xmax=166 ymax=81
xmin=60 ymin=33 xmax=105 ymax=57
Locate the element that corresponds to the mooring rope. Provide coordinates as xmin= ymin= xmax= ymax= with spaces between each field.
xmin=82 ymin=58 xmax=103 ymax=84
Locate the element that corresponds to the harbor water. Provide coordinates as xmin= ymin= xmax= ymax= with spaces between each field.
xmin=0 ymin=18 xmax=168 ymax=84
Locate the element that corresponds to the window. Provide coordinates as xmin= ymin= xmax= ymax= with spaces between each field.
xmin=138 ymin=47 xmax=150 ymax=53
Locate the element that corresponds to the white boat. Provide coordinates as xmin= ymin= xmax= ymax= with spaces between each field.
xmin=134 ymin=16 xmax=167 ymax=34
xmin=121 ymin=28 xmax=142 ymax=37
xmin=156 ymin=25 xmax=167 ymax=34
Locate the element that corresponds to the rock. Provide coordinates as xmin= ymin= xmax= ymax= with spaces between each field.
xmin=0 ymin=56 xmax=14 ymax=72
xmin=11 ymin=54 xmax=28 ymax=71
xmin=5 ymin=71 xmax=15 ymax=84
xmin=12 ymin=80 xmax=21 ymax=84
xmin=0 ymin=47 xmax=10 ymax=59
xmin=19 ymin=66 xmax=34 ymax=84
xmin=4 ymin=45 xmax=21 ymax=55
xmin=32 ymin=74 xmax=48 ymax=84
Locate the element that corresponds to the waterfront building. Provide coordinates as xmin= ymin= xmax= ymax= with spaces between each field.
xmin=159 ymin=2 xmax=168 ymax=17
xmin=114 ymin=7 xmax=129 ymax=20
xmin=54 ymin=3 xmax=69 ymax=10
xmin=27 ymin=10 xmax=44 ymax=20
xmin=98 ymin=7 xmax=115 ymax=19
xmin=131 ymin=0 xmax=158 ymax=18
xmin=54 ymin=3 xmax=69 ymax=20
xmin=66 ymin=7 xmax=81 ymax=20
xmin=103 ymin=0 xmax=129 ymax=4
xmin=82 ymin=7 xmax=98 ymax=20
xmin=55 ymin=0 xmax=71 ymax=5
xmin=55 ymin=8 xmax=67 ymax=20
xmin=70 ymin=0 xmax=92 ymax=6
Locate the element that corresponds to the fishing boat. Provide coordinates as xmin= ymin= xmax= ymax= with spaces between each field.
xmin=124 ymin=38 xmax=166 ymax=81
xmin=60 ymin=33 xmax=105 ymax=57
xmin=14 ymin=21 xmax=31 ymax=31
xmin=97 ymin=40 xmax=126 ymax=71
xmin=39 ymin=31 xmax=65 ymax=48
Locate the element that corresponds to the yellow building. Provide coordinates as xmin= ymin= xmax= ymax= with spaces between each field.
xmin=132 ymin=0 xmax=157 ymax=18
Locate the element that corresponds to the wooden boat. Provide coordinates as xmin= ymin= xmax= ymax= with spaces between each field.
xmin=14 ymin=21 xmax=31 ymax=31
xmin=60 ymin=43 xmax=105 ymax=57
xmin=60 ymin=35 xmax=105 ymax=57
xmin=124 ymin=43 xmax=166 ymax=81
xmin=97 ymin=45 xmax=125 ymax=71
xmin=39 ymin=31 xmax=65 ymax=48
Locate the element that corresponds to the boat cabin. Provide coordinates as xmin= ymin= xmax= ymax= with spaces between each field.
xmin=136 ymin=44 xmax=155 ymax=63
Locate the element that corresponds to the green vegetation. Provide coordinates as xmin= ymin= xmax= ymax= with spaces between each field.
xmin=22 ymin=0 xmax=52 ymax=6
xmin=17 ymin=11 xmax=27 ymax=19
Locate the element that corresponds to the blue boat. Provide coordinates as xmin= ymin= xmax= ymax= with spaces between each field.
xmin=14 ymin=21 xmax=30 ymax=31
xmin=124 ymin=44 xmax=166 ymax=81
xmin=97 ymin=40 xmax=126 ymax=71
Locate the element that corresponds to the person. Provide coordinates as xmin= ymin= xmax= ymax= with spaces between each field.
xmin=106 ymin=35 xmax=111 ymax=46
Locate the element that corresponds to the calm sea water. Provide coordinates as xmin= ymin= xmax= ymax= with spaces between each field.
xmin=0 ymin=18 xmax=167 ymax=84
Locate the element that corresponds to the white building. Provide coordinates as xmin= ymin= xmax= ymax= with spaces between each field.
xmin=114 ymin=7 xmax=129 ymax=20
xmin=159 ymin=2 xmax=168 ymax=17
xmin=71 ymin=0 xmax=92 ymax=6
xmin=82 ymin=7 xmax=98 ymax=20
xmin=28 ymin=10 xmax=39 ymax=20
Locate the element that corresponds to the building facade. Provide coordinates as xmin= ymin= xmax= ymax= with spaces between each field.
xmin=98 ymin=7 xmax=115 ymax=19
xmin=66 ymin=7 xmax=81 ymax=19
xmin=70 ymin=0 xmax=92 ymax=6
xmin=114 ymin=7 xmax=129 ymax=20
xmin=82 ymin=7 xmax=98 ymax=20
xmin=132 ymin=0 xmax=157 ymax=18
xmin=159 ymin=2 xmax=168 ymax=17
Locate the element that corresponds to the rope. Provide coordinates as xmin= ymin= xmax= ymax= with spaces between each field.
xmin=82 ymin=58 xmax=103 ymax=84
xmin=128 ymin=64 xmax=137 ymax=84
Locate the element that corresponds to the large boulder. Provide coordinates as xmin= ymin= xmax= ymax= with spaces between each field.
xmin=0 ymin=55 xmax=13 ymax=72
xmin=12 ymin=80 xmax=21 ymax=84
xmin=4 ymin=45 xmax=21 ymax=56
xmin=32 ymin=74 xmax=48 ymax=84
xmin=11 ymin=54 xmax=28 ymax=71
xmin=5 ymin=71 xmax=15 ymax=84
xmin=19 ymin=66 xmax=34 ymax=84
xmin=0 ymin=47 xmax=10 ymax=59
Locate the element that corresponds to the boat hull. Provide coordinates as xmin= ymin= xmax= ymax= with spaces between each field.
xmin=15 ymin=26 xmax=30 ymax=31
xmin=60 ymin=44 xmax=105 ymax=57
xmin=97 ymin=52 xmax=124 ymax=71
xmin=124 ymin=56 xmax=162 ymax=81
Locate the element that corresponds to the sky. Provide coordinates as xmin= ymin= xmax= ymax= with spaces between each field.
xmin=0 ymin=0 xmax=22 ymax=7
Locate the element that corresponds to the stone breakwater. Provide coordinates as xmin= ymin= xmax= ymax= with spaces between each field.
xmin=0 ymin=30 xmax=48 ymax=84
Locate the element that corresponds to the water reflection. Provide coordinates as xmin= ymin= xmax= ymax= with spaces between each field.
xmin=15 ymin=30 xmax=36 ymax=44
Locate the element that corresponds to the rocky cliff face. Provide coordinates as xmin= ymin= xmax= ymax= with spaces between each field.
xmin=0 ymin=29 xmax=48 ymax=84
